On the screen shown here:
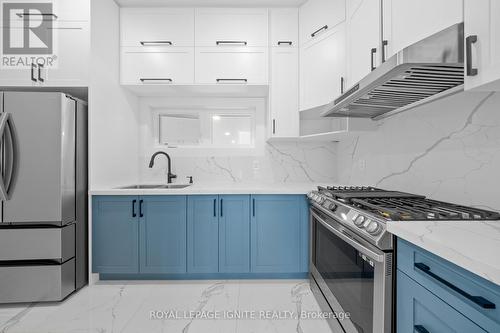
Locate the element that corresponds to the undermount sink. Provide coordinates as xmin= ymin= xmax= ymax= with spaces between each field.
xmin=117 ymin=184 xmax=192 ymax=190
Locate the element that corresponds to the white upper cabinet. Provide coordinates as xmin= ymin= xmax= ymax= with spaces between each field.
xmin=299 ymin=0 xmax=346 ymax=46
xmin=347 ymin=0 xmax=381 ymax=86
xmin=269 ymin=8 xmax=299 ymax=47
xmin=0 ymin=0 xmax=89 ymax=86
xmin=195 ymin=8 xmax=268 ymax=47
xmin=121 ymin=47 xmax=194 ymax=85
xmin=270 ymin=47 xmax=299 ymax=137
xmin=195 ymin=47 xmax=268 ymax=84
xmin=269 ymin=9 xmax=299 ymax=138
xmin=300 ymin=23 xmax=346 ymax=111
xmin=464 ymin=0 xmax=500 ymax=91
xmin=382 ymin=0 xmax=463 ymax=59
xmin=120 ymin=8 xmax=194 ymax=47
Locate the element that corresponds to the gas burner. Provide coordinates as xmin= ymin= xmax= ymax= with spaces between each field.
xmin=312 ymin=185 xmax=500 ymax=222
xmin=350 ymin=197 xmax=500 ymax=221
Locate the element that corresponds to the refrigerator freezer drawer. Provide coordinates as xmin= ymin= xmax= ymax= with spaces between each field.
xmin=0 ymin=259 xmax=75 ymax=303
xmin=0 ymin=224 xmax=75 ymax=262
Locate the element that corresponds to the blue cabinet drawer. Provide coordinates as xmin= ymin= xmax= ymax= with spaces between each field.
xmin=397 ymin=270 xmax=487 ymax=333
xmin=398 ymin=239 xmax=500 ymax=332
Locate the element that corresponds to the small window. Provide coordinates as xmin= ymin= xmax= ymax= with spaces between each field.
xmin=156 ymin=108 xmax=255 ymax=147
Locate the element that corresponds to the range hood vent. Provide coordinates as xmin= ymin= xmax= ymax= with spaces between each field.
xmin=322 ymin=23 xmax=465 ymax=119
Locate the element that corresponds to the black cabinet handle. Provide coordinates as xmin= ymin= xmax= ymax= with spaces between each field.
xmin=139 ymin=199 xmax=144 ymax=217
xmin=140 ymin=78 xmax=172 ymax=83
xmin=466 ymin=35 xmax=478 ymax=76
xmin=216 ymin=41 xmax=247 ymax=46
xmin=220 ymin=199 xmax=223 ymax=217
xmin=17 ymin=12 xmax=57 ymax=19
xmin=414 ymin=263 xmax=496 ymax=309
xmin=277 ymin=41 xmax=293 ymax=46
xmin=272 ymin=119 xmax=276 ymax=135
xmin=132 ymin=199 xmax=137 ymax=217
xmin=414 ymin=325 xmax=430 ymax=333
xmin=38 ymin=63 xmax=44 ymax=82
xmin=31 ymin=63 xmax=37 ymax=82
xmin=216 ymin=79 xmax=248 ymax=83
xmin=311 ymin=25 xmax=328 ymax=38
xmin=370 ymin=48 xmax=377 ymax=71
xmin=381 ymin=40 xmax=388 ymax=63
xmin=340 ymin=77 xmax=345 ymax=94
xmin=213 ymin=198 xmax=217 ymax=217
xmin=252 ymin=198 xmax=256 ymax=217
xmin=140 ymin=41 xmax=172 ymax=46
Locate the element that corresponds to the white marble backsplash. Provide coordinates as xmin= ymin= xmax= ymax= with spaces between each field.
xmin=140 ymin=142 xmax=338 ymax=184
xmin=336 ymin=91 xmax=500 ymax=212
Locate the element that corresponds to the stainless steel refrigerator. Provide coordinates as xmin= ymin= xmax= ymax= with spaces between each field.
xmin=0 ymin=91 xmax=88 ymax=304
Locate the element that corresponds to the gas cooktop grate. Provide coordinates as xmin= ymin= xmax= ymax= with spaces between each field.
xmin=351 ymin=197 xmax=500 ymax=221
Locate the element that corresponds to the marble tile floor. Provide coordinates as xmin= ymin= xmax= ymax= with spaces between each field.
xmin=0 ymin=280 xmax=337 ymax=333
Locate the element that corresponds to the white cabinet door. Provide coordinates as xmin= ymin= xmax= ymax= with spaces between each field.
xmin=195 ymin=47 xmax=268 ymax=84
xmin=347 ymin=0 xmax=381 ymax=86
xmin=300 ymin=24 xmax=346 ymax=111
xmin=195 ymin=8 xmax=268 ymax=47
xmin=270 ymin=47 xmax=299 ymax=138
xmin=299 ymin=0 xmax=346 ymax=46
xmin=121 ymin=47 xmax=195 ymax=85
xmin=269 ymin=8 xmax=298 ymax=47
xmin=382 ymin=0 xmax=463 ymax=59
xmin=120 ymin=8 xmax=194 ymax=47
xmin=464 ymin=0 xmax=500 ymax=91
xmin=41 ymin=20 xmax=89 ymax=86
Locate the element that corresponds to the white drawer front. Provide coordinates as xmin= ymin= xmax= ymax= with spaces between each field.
xmin=121 ymin=47 xmax=195 ymax=85
xmin=120 ymin=8 xmax=194 ymax=47
xmin=195 ymin=8 xmax=268 ymax=47
xmin=195 ymin=47 xmax=268 ymax=84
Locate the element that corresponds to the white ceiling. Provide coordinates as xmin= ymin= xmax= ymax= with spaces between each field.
xmin=115 ymin=0 xmax=307 ymax=8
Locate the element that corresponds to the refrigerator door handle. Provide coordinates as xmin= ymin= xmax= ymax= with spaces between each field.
xmin=0 ymin=113 xmax=10 ymax=200
xmin=0 ymin=113 xmax=19 ymax=201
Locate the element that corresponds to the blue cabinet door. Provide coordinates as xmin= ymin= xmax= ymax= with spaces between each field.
xmin=139 ymin=196 xmax=187 ymax=274
xmin=250 ymin=195 xmax=309 ymax=273
xmin=187 ymin=195 xmax=219 ymax=273
xmin=398 ymin=270 xmax=487 ymax=333
xmin=219 ymin=195 xmax=250 ymax=273
xmin=92 ymin=196 xmax=139 ymax=273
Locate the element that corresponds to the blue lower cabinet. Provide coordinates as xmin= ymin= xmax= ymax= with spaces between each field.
xmin=398 ymin=270 xmax=487 ymax=333
xmin=250 ymin=195 xmax=309 ymax=273
xmin=397 ymin=239 xmax=500 ymax=332
xmin=187 ymin=196 xmax=219 ymax=273
xmin=92 ymin=196 xmax=139 ymax=274
xmin=139 ymin=196 xmax=187 ymax=274
xmin=219 ymin=195 xmax=251 ymax=273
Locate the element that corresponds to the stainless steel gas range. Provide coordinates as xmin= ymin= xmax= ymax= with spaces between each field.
xmin=308 ymin=186 xmax=500 ymax=333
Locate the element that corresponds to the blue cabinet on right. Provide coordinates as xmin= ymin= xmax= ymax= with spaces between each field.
xmin=250 ymin=195 xmax=309 ymax=274
xmin=397 ymin=239 xmax=500 ymax=333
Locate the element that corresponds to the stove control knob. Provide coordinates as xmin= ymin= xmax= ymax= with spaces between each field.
xmin=317 ymin=196 xmax=325 ymax=204
xmin=366 ymin=221 xmax=382 ymax=235
xmin=326 ymin=202 xmax=337 ymax=211
xmin=353 ymin=215 xmax=366 ymax=227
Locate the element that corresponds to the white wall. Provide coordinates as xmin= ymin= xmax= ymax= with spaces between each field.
xmin=89 ymin=0 xmax=139 ymax=188
xmin=336 ymin=91 xmax=500 ymax=211
xmin=138 ymin=96 xmax=338 ymax=184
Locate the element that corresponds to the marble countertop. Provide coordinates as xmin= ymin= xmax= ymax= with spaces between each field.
xmin=387 ymin=220 xmax=500 ymax=286
xmin=89 ymin=182 xmax=321 ymax=196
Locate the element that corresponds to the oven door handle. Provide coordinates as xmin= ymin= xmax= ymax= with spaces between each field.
xmin=312 ymin=211 xmax=385 ymax=263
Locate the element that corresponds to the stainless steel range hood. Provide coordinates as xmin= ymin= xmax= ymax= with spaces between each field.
xmin=322 ymin=23 xmax=464 ymax=119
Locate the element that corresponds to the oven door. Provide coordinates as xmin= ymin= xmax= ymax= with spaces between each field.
xmin=310 ymin=208 xmax=392 ymax=333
